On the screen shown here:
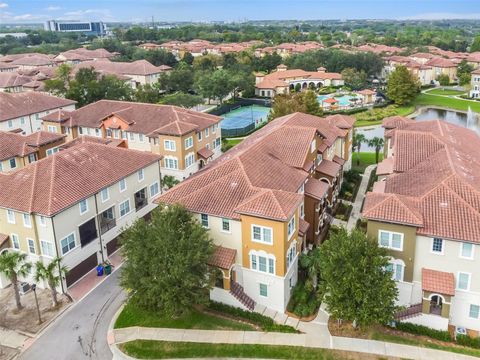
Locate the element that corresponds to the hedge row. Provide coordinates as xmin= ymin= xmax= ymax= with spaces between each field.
xmin=394 ymin=322 xmax=451 ymax=342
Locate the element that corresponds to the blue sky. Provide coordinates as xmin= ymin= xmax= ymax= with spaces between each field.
xmin=2 ymin=0 xmax=480 ymax=23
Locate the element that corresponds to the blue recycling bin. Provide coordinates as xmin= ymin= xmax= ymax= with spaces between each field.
xmin=96 ymin=265 xmax=104 ymax=276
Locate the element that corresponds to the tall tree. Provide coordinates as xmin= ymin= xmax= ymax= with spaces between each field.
xmin=386 ymin=65 xmax=420 ymax=105
xmin=471 ymin=36 xmax=480 ymax=52
xmin=353 ymin=132 xmax=366 ymax=166
xmin=0 ymin=252 xmax=32 ymax=311
xmin=135 ymin=83 xmax=162 ymax=103
xmin=269 ymin=90 xmax=321 ymax=120
xmin=436 ymin=74 xmax=450 ymax=86
xmin=158 ymin=92 xmax=203 ymax=108
xmin=34 ymin=257 xmax=68 ymax=308
xmin=457 ymin=60 xmax=474 ymax=86
xmin=319 ymin=228 xmax=398 ymax=328
xmin=341 ymin=68 xmax=368 ymax=90
xmin=368 ymin=137 xmax=384 ymax=164
xmin=120 ymin=205 xmax=214 ymax=315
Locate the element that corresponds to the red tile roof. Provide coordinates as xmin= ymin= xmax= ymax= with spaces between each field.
xmin=256 ymin=67 xmax=342 ymax=89
xmin=298 ymin=218 xmax=310 ymax=237
xmin=0 ymin=131 xmax=65 ymax=161
xmin=305 ymin=178 xmax=329 ymax=200
xmin=59 ymin=135 xmax=126 ymax=150
xmin=0 ymin=233 xmax=9 ymax=248
xmin=207 ymin=246 xmax=236 ymax=270
xmin=316 ymin=159 xmax=341 ymax=178
xmin=0 ymin=143 xmax=161 ymax=216
xmin=197 ymin=147 xmax=214 ymax=159
xmin=422 ymin=268 xmax=455 ymax=296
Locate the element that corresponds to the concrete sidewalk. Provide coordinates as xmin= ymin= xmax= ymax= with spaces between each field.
xmin=346 ymin=164 xmax=376 ymax=231
xmin=0 ymin=327 xmax=30 ymax=349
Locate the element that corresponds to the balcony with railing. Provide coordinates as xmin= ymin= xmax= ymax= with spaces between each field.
xmin=134 ymin=188 xmax=148 ymax=212
xmin=99 ymin=207 xmax=116 ymax=235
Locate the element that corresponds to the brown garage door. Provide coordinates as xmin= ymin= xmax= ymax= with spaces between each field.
xmin=106 ymin=237 xmax=121 ymax=256
xmin=66 ymin=253 xmax=98 ymax=287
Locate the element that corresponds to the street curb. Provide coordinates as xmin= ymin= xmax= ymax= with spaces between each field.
xmin=107 ymin=302 xmax=126 ymax=360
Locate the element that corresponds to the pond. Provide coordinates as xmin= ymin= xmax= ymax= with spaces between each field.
xmin=355 ymin=107 xmax=480 ymax=152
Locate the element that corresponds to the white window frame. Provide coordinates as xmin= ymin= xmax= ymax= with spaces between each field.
xmin=201 ymin=214 xmax=209 ymax=228
xmin=60 ymin=232 xmax=76 ymax=255
xmin=47 ymin=125 xmax=57 ymax=133
xmin=164 ymin=139 xmax=176 ymax=151
xmin=457 ymin=272 xmax=471 ymax=291
xmin=11 ymin=233 xmax=20 ymax=249
xmin=251 ymin=225 xmax=273 ymax=245
xmin=119 ymin=178 xmax=127 ymax=192
xmin=101 ymin=188 xmax=110 ymax=202
xmin=221 ymin=218 xmax=231 ymax=233
xmin=149 ymin=182 xmax=160 ymax=197
xmin=287 ymin=216 xmax=295 ymax=240
xmin=79 ymin=199 xmax=88 ymax=215
xmin=469 ymin=304 xmax=480 ymax=319
xmin=7 ymin=209 xmax=15 ymax=224
xmin=259 ymin=283 xmax=268 ymax=297
xmin=27 ymin=238 xmax=36 ymax=254
xmin=205 ymin=127 xmax=209 ymax=138
xmin=23 ymin=213 xmax=31 ymax=228
xmin=9 ymin=157 xmax=16 ymax=169
xmin=119 ymin=199 xmax=131 ymax=218
xmin=184 ymin=136 xmax=193 ymax=149
xmin=164 ymin=157 xmax=178 ymax=169
xmin=378 ymin=230 xmax=403 ymax=251
xmin=129 ymin=132 xmax=135 ymax=141
xmin=249 ymin=250 xmax=276 ymax=275
xmin=197 ymin=131 xmax=202 ymax=141
xmin=138 ymin=168 xmax=145 ymax=182
xmin=310 ymin=139 xmax=316 ymax=153
xmin=39 ymin=216 xmax=47 ymax=227
xmin=138 ymin=134 xmax=145 ymax=143
xmin=286 ymin=241 xmax=297 ymax=270
xmin=40 ymin=240 xmax=55 ymax=258
xmin=185 ymin=152 xmax=195 ymax=168
xmin=386 ymin=258 xmax=405 ymax=282
xmin=459 ymin=242 xmax=474 ymax=260
xmin=431 ymin=237 xmax=444 ymax=255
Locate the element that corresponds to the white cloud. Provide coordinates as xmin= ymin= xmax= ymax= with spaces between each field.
xmin=46 ymin=5 xmax=61 ymax=11
xmin=401 ymin=12 xmax=480 ymax=20
xmin=0 ymin=3 xmax=8 ymax=9
xmin=63 ymin=8 xmax=115 ymax=21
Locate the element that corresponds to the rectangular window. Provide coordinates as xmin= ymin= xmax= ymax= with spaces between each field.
xmin=11 ymin=234 xmax=20 ymax=249
xmin=46 ymin=147 xmax=59 ymax=157
xmin=7 ymin=210 xmax=15 ymax=224
xmin=164 ymin=140 xmax=176 ymax=151
xmin=7 ymin=120 xmax=13 ymax=128
xmin=47 ymin=125 xmax=57 ymax=133
xmin=27 ymin=238 xmax=35 ymax=254
xmin=205 ymin=127 xmax=209 ymax=137
xmin=287 ymin=216 xmax=295 ymax=239
xmin=129 ymin=132 xmax=135 ymax=141
xmin=252 ymin=225 xmax=273 ymax=245
xmin=119 ymin=200 xmax=131 ymax=217
xmin=184 ymin=137 xmax=193 ymax=149
xmin=268 ymin=258 xmax=274 ymax=274
xmin=139 ymin=134 xmax=145 ymax=143
xmin=138 ymin=169 xmax=144 ymax=182
xmin=60 ymin=233 xmax=76 ymax=255
xmin=39 ymin=216 xmax=46 ymax=226
xmin=469 ymin=304 xmax=480 ymax=319
xmin=149 ymin=182 xmax=160 ymax=197
xmin=310 ymin=140 xmax=316 ymax=153
xmin=250 ymin=254 xmax=257 ymax=270
xmin=197 ymin=131 xmax=202 ymax=141
xmin=201 ymin=214 xmax=209 ymax=228
xmin=79 ymin=218 xmax=97 ymax=247
xmin=221 ymin=218 xmax=230 ymax=232
xmin=9 ymin=158 xmax=16 ymax=169
xmin=79 ymin=199 xmax=88 ymax=215
xmin=378 ymin=230 xmax=403 ymax=251
xmin=95 ymin=128 xmax=101 ymax=137
xmin=164 ymin=157 xmax=178 ymax=169
xmin=23 ymin=213 xmax=31 ymax=228
xmin=259 ymin=256 xmax=267 ymax=272
xmin=432 ymin=238 xmax=443 ymax=254
xmin=185 ymin=153 xmax=195 ymax=168
xmin=259 ymin=283 xmax=268 ymax=297
xmin=119 ymin=178 xmax=127 ymax=192
xmin=101 ymin=188 xmax=109 ymax=202
xmin=40 ymin=240 xmax=55 ymax=257
xmin=457 ymin=272 xmax=470 ymax=291
xmin=460 ymin=243 xmax=474 ymax=259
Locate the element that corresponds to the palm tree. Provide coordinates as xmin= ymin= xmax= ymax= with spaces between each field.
xmin=353 ymin=132 xmax=366 ymax=166
xmin=161 ymin=175 xmax=179 ymax=190
xmin=368 ymin=137 xmax=385 ymax=164
xmin=0 ymin=251 xmax=32 ymax=311
xmin=34 ymin=257 xmax=68 ymax=308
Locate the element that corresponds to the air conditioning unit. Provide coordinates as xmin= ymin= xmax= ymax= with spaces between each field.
xmin=456 ymin=327 xmax=467 ymax=336
xmin=19 ymin=282 xmax=30 ymax=295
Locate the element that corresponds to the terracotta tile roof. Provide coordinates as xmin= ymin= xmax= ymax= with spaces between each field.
xmin=207 ymin=246 xmax=236 ymax=270
xmin=363 ymin=120 xmax=480 ymax=243
xmin=11 ymin=54 xmax=55 ymax=67
xmin=372 ymin=181 xmax=386 ymax=193
xmin=157 ymin=112 xmax=348 ymax=221
xmin=0 ymin=92 xmax=76 ymax=122
xmin=0 ymin=73 xmax=32 ymax=88
xmin=333 ymin=155 xmax=346 ymax=166
xmin=316 ymin=159 xmax=341 ymax=178
xmin=298 ymin=218 xmax=310 ymax=236
xmin=197 ymin=147 xmax=214 ymax=159
xmin=357 ymin=89 xmax=376 ymax=95
xmin=42 ymin=110 xmax=73 ymax=123
xmin=425 ymin=57 xmax=456 ymax=68
xmin=422 ymin=268 xmax=455 ymax=296
xmin=56 ymin=48 xmax=115 ymax=61
xmin=54 ymin=100 xmax=221 ymax=136
xmin=305 ymin=178 xmax=329 ymax=200
xmin=0 ymin=143 xmax=161 ymax=216
xmin=325 ymin=114 xmax=355 ymax=129
xmin=376 ymin=157 xmax=394 ymax=176
xmin=0 ymin=233 xmax=9 ymax=248
xmin=76 ymin=59 xmax=163 ymax=76
xmin=59 ymin=135 xmax=126 ymax=150
xmin=382 ymin=116 xmax=413 ymax=130
xmin=0 ymin=131 xmax=64 ymax=161
xmin=256 ymin=67 xmax=342 ymax=89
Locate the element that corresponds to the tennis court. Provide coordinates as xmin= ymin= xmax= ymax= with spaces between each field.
xmin=220 ymin=105 xmax=271 ymax=137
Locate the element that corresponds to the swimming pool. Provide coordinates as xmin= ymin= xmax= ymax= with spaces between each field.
xmin=220 ymin=105 xmax=271 ymax=137
xmin=317 ymin=94 xmax=357 ymax=107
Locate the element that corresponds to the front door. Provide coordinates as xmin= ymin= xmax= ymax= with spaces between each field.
xmin=429 ymin=295 xmax=443 ymax=315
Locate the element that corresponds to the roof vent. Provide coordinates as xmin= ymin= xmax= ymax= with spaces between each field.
xmin=439 ymin=202 xmax=448 ymax=208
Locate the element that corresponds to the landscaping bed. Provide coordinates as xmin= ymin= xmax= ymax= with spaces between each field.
xmin=340 ymin=170 xmax=362 ymax=202
xmin=328 ymin=318 xmax=480 ymax=358
xmin=334 ymin=202 xmax=353 ymax=221
xmin=286 ymin=282 xmax=321 ymax=320
xmin=119 ymin=340 xmax=387 ymax=360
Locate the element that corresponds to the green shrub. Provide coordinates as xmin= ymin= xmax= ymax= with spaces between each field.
xmin=456 ymin=335 xmax=480 ymax=349
xmin=287 ymin=282 xmax=321 ymax=318
xmin=207 ymin=301 xmax=298 ymax=333
xmin=344 ymin=169 xmax=362 ymax=183
xmin=395 ymin=322 xmax=452 ymax=342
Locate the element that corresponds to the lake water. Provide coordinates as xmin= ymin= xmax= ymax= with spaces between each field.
xmin=356 ymin=107 xmax=480 ymax=152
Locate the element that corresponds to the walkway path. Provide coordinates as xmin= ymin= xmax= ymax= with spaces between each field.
xmin=346 ymin=164 xmax=376 ymax=231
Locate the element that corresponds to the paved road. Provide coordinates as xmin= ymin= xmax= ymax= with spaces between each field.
xmin=21 ymin=269 xmax=125 ymax=360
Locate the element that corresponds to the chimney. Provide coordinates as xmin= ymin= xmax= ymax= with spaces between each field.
xmin=276 ymin=64 xmax=287 ymax=72
xmin=317 ymin=67 xmax=326 ymax=73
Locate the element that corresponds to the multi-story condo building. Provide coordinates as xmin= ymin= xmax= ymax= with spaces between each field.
xmin=41 ymin=100 xmax=222 ymax=181
xmin=255 ymin=65 xmax=344 ymax=98
xmin=363 ymin=117 xmax=480 ymax=337
xmin=157 ymin=112 xmax=353 ymax=312
xmin=0 ymin=131 xmax=66 ymax=172
xmin=44 ymin=20 xmax=106 ymax=37
xmin=0 ymin=142 xmax=162 ymax=290
xmin=0 ymin=92 xmax=76 ymax=134
xmin=470 ymin=68 xmax=480 ymax=99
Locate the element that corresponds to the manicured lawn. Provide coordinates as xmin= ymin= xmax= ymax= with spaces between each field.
xmin=425 ymin=88 xmax=467 ymax=96
xmin=413 ymin=93 xmax=480 ymax=112
xmin=372 ymin=331 xmax=480 ymax=358
xmin=225 ymin=138 xmax=243 ymax=147
xmin=120 ymin=340 xmax=359 ymax=359
xmin=114 ymin=302 xmax=255 ymax=331
xmin=351 ymin=152 xmax=383 ymax=173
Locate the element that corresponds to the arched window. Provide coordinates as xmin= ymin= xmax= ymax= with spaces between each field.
xmin=385 ymin=258 xmax=405 ymax=282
